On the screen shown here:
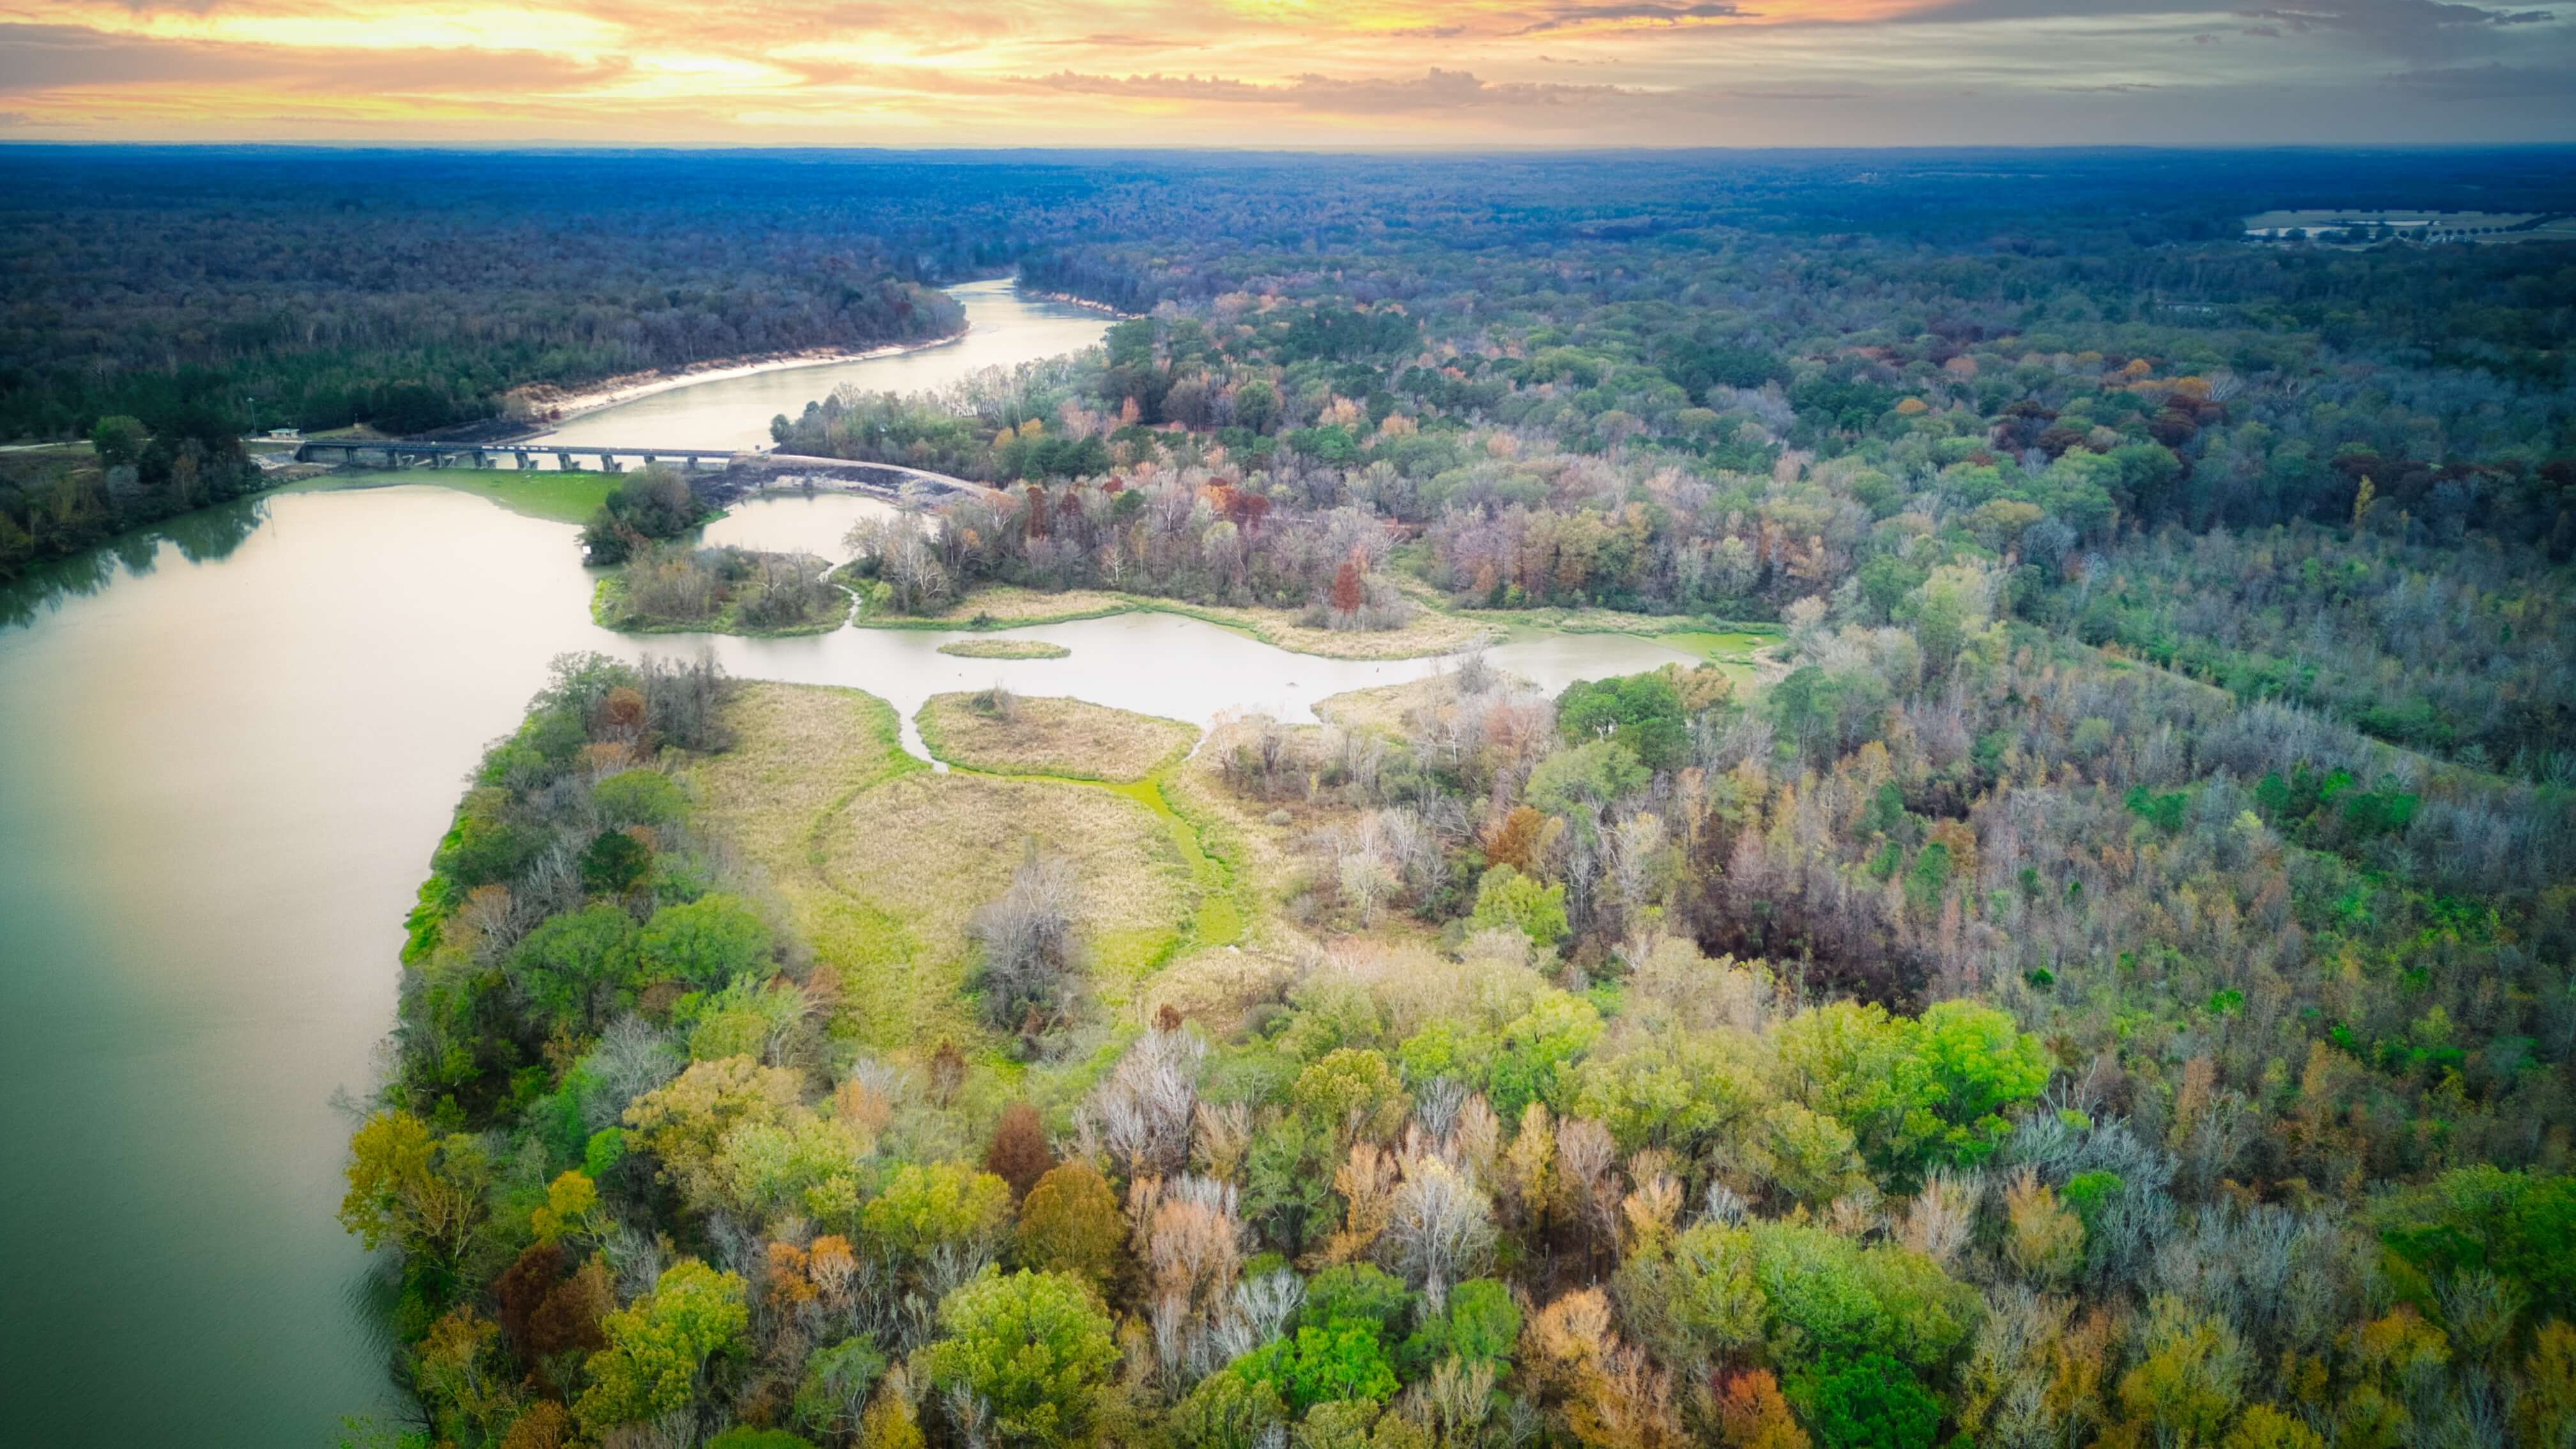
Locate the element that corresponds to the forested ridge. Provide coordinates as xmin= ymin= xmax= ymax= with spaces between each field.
xmin=176 ymin=146 xmax=2575 ymax=1449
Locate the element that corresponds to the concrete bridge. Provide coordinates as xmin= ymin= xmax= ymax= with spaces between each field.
xmin=755 ymin=453 xmax=1006 ymax=501
xmin=295 ymin=439 xmax=737 ymax=473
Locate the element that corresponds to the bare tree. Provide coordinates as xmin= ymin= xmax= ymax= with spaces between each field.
xmin=969 ymin=839 xmax=1084 ymax=1036
xmin=1075 ymin=1022 xmax=1206 ymax=1180
xmin=1381 ymin=1156 xmax=1497 ymax=1310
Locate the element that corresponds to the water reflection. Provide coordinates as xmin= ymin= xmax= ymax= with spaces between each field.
xmin=0 ymin=492 xmax=270 ymax=629
xmin=700 ymin=489 xmax=896 ymax=560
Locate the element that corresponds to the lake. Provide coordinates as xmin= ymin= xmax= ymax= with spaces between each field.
xmin=0 ymin=283 xmax=1698 ymax=1445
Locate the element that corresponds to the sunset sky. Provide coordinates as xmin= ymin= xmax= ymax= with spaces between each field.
xmin=1 ymin=0 xmax=2570 ymax=146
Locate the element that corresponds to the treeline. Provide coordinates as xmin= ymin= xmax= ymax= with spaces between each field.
xmin=0 ymin=411 xmax=261 ymax=579
xmin=0 ymin=151 xmax=978 ymax=440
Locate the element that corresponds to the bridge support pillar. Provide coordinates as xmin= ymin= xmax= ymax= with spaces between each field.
xmin=556 ymin=452 xmax=579 ymax=471
xmin=472 ymin=449 xmax=491 ymax=470
xmin=601 ymin=454 xmax=624 ymax=473
xmin=515 ymin=450 xmax=535 ymax=470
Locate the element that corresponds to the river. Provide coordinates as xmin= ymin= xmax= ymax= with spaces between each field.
xmin=0 ymin=283 xmax=1697 ymax=1447
xmin=530 ymin=278 xmax=1115 ymax=454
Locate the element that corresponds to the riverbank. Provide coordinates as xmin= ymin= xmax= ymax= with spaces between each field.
xmin=289 ymin=466 xmax=619 ymax=526
xmin=853 ymin=582 xmax=1492 ymax=661
xmin=509 ymin=326 xmax=971 ymax=430
xmin=1020 ymin=288 xmax=1143 ymax=319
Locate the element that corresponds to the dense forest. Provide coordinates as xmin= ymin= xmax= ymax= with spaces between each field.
xmin=148 ymin=146 xmax=2568 ymax=1449
xmin=0 ymin=150 xmax=986 ymax=443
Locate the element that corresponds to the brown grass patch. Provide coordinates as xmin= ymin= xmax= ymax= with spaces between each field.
xmin=937 ymin=638 xmax=1071 ymax=660
xmin=917 ymin=692 xmax=1197 ymax=782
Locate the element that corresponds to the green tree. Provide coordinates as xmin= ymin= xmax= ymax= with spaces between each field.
xmin=1525 ymin=739 xmax=1648 ymax=818
xmin=2375 ymin=1166 xmax=2576 ymax=1321
xmin=1015 ymin=1161 xmax=1126 ymax=1286
xmin=1799 ymin=1353 xmax=1942 ymax=1449
xmin=580 ymin=829 xmax=651 ymax=896
xmin=1235 ymin=381 xmax=1281 ymax=434
xmin=433 ymin=794 xmax=541 ymax=891
xmin=577 ymin=1259 xmax=749 ymax=1432
xmin=916 ymin=1269 xmax=1119 ymax=1447
xmin=1747 ymin=1222 xmax=1977 ymax=1370
xmin=1236 ymin=1324 xmax=1399 ymax=1413
xmin=1484 ymin=990 xmax=1602 ymax=1117
xmin=1612 ymin=1222 xmax=1763 ymax=1372
xmin=506 ymin=903 xmax=639 ymax=1033
xmin=1244 ymin=1114 xmax=1338 ymax=1255
xmin=863 ymin=1162 xmax=1013 ymax=1262
xmin=2114 ymin=1296 xmax=2247 ymax=1445
xmin=592 ymin=768 xmax=687 ymax=827
xmin=1468 ymin=865 xmax=1568 ymax=949
xmin=1912 ymin=1000 xmax=2053 ymax=1165
xmin=340 ymin=1110 xmax=491 ymax=1267
xmin=1303 ymin=1263 xmax=1414 ymax=1339
xmin=91 ymin=414 xmax=149 ymax=468
xmin=636 ymin=893 xmax=772 ymax=990
xmin=794 ymin=1337 xmax=890 ymax=1444
xmin=707 ymin=1430 xmax=820 ymax=1449
xmin=1556 ymin=672 xmax=1690 ymax=772
xmin=1169 ymin=1365 xmax=1288 ymax=1449
xmin=1398 ymin=1276 xmax=1519 ymax=1376
xmin=1292 ymin=1048 xmax=1412 ymax=1143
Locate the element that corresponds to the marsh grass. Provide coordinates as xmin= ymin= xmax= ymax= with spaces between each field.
xmin=813 ymin=770 xmax=1192 ymax=1036
xmin=856 ymin=583 xmax=1488 ymax=660
xmin=1308 ymin=670 xmax=1532 ymax=739
xmin=594 ymin=546 xmax=847 ymax=637
xmin=937 ymin=638 xmax=1072 ymax=661
xmin=916 ymin=692 xmax=1199 ymax=783
xmin=693 ymin=681 xmax=1208 ymax=1051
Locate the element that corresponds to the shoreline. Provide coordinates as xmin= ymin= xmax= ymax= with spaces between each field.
xmin=511 ymin=325 xmax=973 ymax=430
xmin=1023 ymin=288 xmax=1143 ymax=319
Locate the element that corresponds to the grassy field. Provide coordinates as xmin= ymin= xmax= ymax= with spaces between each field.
xmin=857 ymin=583 xmax=1490 ymax=660
xmin=1656 ymin=629 xmax=1790 ymax=687
xmin=1312 ymin=671 xmax=1536 ymax=738
xmin=937 ymin=638 xmax=1071 ymax=660
xmin=916 ymin=692 xmax=1199 ymax=781
xmin=693 ymin=680 xmax=1219 ymax=1050
xmin=811 ymin=770 xmax=1193 ymax=1036
xmin=300 ymin=466 xmax=619 ymax=525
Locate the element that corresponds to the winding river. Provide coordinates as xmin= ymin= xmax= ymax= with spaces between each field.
xmin=0 ymin=284 xmax=1696 ymax=1446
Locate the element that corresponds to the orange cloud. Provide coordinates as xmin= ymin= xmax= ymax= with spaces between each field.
xmin=0 ymin=0 xmax=2564 ymax=143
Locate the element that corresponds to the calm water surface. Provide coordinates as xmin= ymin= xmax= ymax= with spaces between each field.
xmin=532 ymin=279 xmax=1113 ymax=453
xmin=0 ymin=284 xmax=1696 ymax=1448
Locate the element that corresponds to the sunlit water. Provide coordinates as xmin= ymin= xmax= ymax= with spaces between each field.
xmin=699 ymin=490 xmax=895 ymax=556
xmin=529 ymin=279 xmax=1114 ymax=453
xmin=0 ymin=283 xmax=1696 ymax=1448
